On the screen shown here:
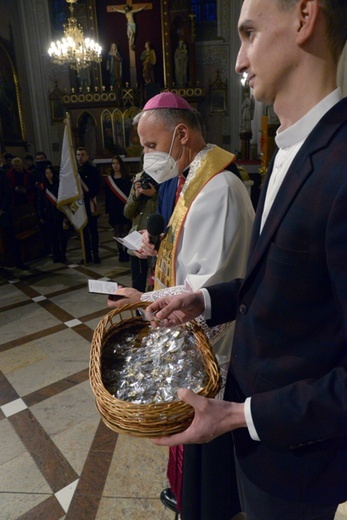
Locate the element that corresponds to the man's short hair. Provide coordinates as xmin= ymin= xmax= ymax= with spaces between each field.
xmin=277 ymin=0 xmax=347 ymax=59
xmin=35 ymin=151 xmax=47 ymax=160
xmin=319 ymin=0 xmax=347 ymax=58
xmin=77 ymin=147 xmax=88 ymax=153
xmin=134 ymin=108 xmax=202 ymax=133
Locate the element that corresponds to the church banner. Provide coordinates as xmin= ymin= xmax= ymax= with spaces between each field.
xmin=57 ymin=114 xmax=87 ymax=232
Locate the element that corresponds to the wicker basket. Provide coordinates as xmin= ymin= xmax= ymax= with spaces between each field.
xmin=89 ymin=302 xmax=221 ymax=437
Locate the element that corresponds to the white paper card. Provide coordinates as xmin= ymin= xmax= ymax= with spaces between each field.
xmin=88 ymin=280 xmax=119 ymax=295
xmin=114 ymin=231 xmax=143 ymax=251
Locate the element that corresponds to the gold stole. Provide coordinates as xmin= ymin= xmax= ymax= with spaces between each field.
xmin=154 ymin=146 xmax=235 ymax=289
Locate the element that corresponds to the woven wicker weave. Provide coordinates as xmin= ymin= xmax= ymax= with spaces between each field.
xmin=89 ymin=302 xmax=221 ymax=437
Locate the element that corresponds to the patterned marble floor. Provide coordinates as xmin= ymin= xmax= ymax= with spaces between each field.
xmin=1 ymin=215 xmax=346 ymax=520
xmin=0 ymin=217 xmax=174 ymax=520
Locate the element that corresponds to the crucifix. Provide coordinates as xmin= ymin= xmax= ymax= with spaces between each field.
xmin=107 ymin=1 xmax=153 ymax=87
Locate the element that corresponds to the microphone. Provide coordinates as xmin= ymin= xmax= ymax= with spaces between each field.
xmin=147 ymin=213 xmax=165 ymax=251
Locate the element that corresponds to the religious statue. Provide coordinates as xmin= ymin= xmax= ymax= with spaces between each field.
xmin=102 ymin=112 xmax=114 ymax=150
xmin=106 ymin=43 xmax=123 ymax=87
xmin=240 ymin=90 xmax=255 ymax=133
xmin=77 ymin=66 xmax=91 ymax=92
xmin=140 ymin=41 xmax=156 ymax=84
xmin=174 ymin=40 xmax=189 ymax=88
xmin=111 ymin=3 xmax=148 ymax=51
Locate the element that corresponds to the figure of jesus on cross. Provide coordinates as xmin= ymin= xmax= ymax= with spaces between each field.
xmin=107 ymin=2 xmax=151 ymax=51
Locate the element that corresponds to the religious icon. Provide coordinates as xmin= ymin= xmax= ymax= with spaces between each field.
xmin=106 ymin=43 xmax=123 ymax=87
xmin=140 ymin=41 xmax=156 ymax=84
xmin=113 ymin=109 xmax=125 ymax=151
xmin=109 ymin=3 xmax=148 ymax=50
xmin=174 ymin=40 xmax=189 ymax=88
xmin=101 ymin=110 xmax=114 ymax=151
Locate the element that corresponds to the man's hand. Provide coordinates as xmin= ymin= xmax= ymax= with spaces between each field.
xmin=107 ymin=287 xmax=143 ymax=308
xmin=146 ymin=291 xmax=205 ymax=327
xmin=151 ymin=388 xmax=246 ymax=446
xmin=133 ymin=180 xmax=156 ymax=199
xmin=134 ymin=229 xmax=159 ymax=258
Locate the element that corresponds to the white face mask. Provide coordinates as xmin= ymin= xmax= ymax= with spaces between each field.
xmin=143 ymin=126 xmax=181 ymax=184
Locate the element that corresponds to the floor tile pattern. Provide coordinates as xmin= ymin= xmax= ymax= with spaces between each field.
xmin=1 ymin=213 xmax=346 ymax=520
xmin=0 ymin=217 xmax=173 ymax=520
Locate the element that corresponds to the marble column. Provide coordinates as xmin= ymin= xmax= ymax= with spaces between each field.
xmin=17 ymin=0 xmax=57 ymax=161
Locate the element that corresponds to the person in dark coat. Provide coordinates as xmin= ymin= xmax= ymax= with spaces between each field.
xmin=36 ymin=165 xmax=68 ymax=263
xmin=0 ymin=168 xmax=27 ymax=269
xmin=1 ymin=152 xmax=15 ymax=173
xmin=7 ymin=157 xmax=35 ymax=207
xmin=104 ymin=155 xmax=132 ymax=262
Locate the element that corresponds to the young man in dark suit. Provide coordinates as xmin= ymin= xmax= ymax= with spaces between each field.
xmin=146 ymin=1 xmax=347 ymax=519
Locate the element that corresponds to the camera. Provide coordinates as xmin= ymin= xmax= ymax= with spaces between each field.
xmin=140 ymin=177 xmax=151 ymax=190
xmin=140 ymin=172 xmax=159 ymax=191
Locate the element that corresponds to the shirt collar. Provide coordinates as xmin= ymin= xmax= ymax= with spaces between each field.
xmin=275 ymin=88 xmax=342 ymax=150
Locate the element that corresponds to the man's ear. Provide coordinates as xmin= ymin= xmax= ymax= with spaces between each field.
xmin=296 ymin=0 xmax=319 ymax=44
xmin=176 ymin=124 xmax=189 ymax=145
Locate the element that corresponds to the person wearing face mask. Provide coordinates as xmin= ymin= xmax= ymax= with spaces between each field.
xmin=107 ymin=92 xmax=254 ymax=520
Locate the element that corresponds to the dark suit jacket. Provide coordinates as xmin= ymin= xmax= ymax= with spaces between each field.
xmin=78 ymin=161 xmax=100 ymax=218
xmin=207 ymin=97 xmax=347 ymax=505
xmin=158 ymin=176 xmax=177 ymax=227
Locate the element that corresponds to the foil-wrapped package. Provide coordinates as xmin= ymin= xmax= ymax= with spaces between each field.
xmin=101 ymin=324 xmax=208 ymax=404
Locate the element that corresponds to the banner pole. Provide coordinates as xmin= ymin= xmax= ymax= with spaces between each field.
xmin=80 ymin=229 xmax=87 ymax=265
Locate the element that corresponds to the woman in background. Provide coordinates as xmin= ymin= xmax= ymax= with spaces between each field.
xmin=104 ymin=155 xmax=132 ymax=262
xmin=36 ymin=165 xmax=68 ymax=263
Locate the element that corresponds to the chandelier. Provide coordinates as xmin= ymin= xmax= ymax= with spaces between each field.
xmin=48 ymin=0 xmax=102 ymax=72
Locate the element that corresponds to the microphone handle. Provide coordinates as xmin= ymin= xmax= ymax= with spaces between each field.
xmin=148 ymin=234 xmax=160 ymax=273
xmin=149 ymin=234 xmax=160 ymax=251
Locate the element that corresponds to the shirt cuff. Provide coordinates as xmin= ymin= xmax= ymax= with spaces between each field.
xmin=244 ymin=397 xmax=260 ymax=441
xmin=200 ymin=288 xmax=211 ymax=320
